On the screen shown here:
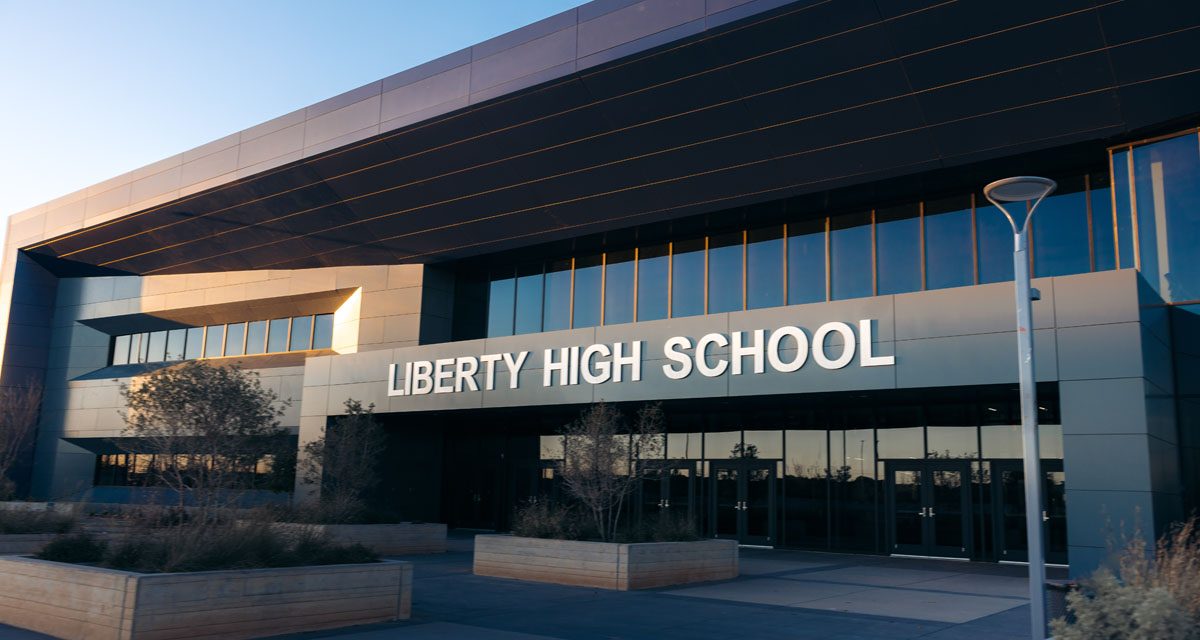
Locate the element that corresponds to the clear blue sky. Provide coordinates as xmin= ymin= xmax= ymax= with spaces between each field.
xmin=0 ymin=0 xmax=583 ymax=244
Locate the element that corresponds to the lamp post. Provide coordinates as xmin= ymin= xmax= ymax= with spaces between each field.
xmin=983 ymin=176 xmax=1057 ymax=640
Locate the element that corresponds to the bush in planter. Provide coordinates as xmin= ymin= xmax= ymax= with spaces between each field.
xmin=37 ymin=532 xmax=107 ymax=564
xmin=625 ymin=511 xmax=701 ymax=543
xmin=1052 ymin=516 xmax=1200 ymax=639
xmin=0 ymin=509 xmax=76 ymax=534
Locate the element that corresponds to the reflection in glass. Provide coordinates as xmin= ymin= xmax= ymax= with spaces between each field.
xmin=573 ymin=255 xmax=602 ymax=328
xmin=605 ymin=250 xmax=635 ymax=325
xmin=245 ymin=321 xmax=267 ymax=355
xmin=313 ymin=314 xmax=334 ymax=350
xmin=672 ymin=238 xmax=705 ymax=318
xmin=543 ymin=260 xmax=572 ymax=331
xmin=224 ymin=323 xmax=246 ymax=357
xmin=137 ymin=333 xmax=150 ymax=363
xmin=708 ymin=232 xmax=743 ymax=313
xmin=743 ymin=430 xmax=782 ymax=459
xmin=830 ymin=212 xmax=873 ymax=300
xmin=540 ymin=435 xmax=563 ymax=460
xmin=145 ymin=331 xmax=166 ymax=363
xmin=1090 ymin=171 xmax=1115 ymax=272
xmin=877 ymin=426 xmax=923 ymax=460
xmin=290 ymin=316 xmax=313 ymax=351
xmin=667 ymin=432 xmax=702 ymax=459
xmin=185 ymin=327 xmax=204 ymax=360
xmin=704 ymin=430 xmax=741 ymax=460
xmin=980 ymin=424 xmax=1064 ymax=460
xmin=166 ymin=329 xmax=186 ymax=361
xmin=925 ymin=195 xmax=974 ymax=290
xmin=204 ymin=325 xmax=225 ymax=358
xmin=876 ymin=204 xmax=921 ymax=295
xmin=514 ymin=264 xmax=544 ymax=335
xmin=1132 ymin=133 xmax=1200 ymax=301
xmin=112 ymin=335 xmax=131 ymax=366
xmin=788 ymin=219 xmax=825 ymax=304
xmin=830 ymin=428 xmax=876 ymax=551
xmin=267 ymin=318 xmax=289 ymax=353
xmin=927 ymin=426 xmax=978 ymax=459
xmin=637 ymin=245 xmax=669 ymax=321
xmin=978 ymin=200 xmax=1018 ymax=284
xmin=486 ymin=271 xmax=515 ymax=337
xmin=1112 ymin=149 xmax=1136 ymax=269
xmin=747 ymin=227 xmax=783 ymax=309
xmin=1032 ymin=176 xmax=1090 ymax=278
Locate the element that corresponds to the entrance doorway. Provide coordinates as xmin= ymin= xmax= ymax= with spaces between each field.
xmin=711 ymin=461 xmax=776 ymax=546
xmin=886 ymin=460 xmax=972 ymax=559
xmin=639 ymin=462 xmax=697 ymax=523
xmin=992 ymin=460 xmax=1068 ymax=565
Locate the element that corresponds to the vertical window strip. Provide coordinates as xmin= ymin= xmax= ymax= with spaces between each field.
xmin=1127 ymin=148 xmax=1141 ymax=271
xmin=781 ymin=223 xmax=789 ymax=305
xmin=870 ymin=209 xmax=878 ymax=297
xmin=824 ymin=217 xmax=832 ymax=302
xmin=918 ymin=202 xmax=926 ymax=291
xmin=1085 ymin=173 xmax=1095 ymax=272
xmin=1108 ymin=149 xmax=1120 ymax=268
xmin=667 ymin=242 xmax=674 ymax=318
xmin=970 ymin=193 xmax=979 ymax=286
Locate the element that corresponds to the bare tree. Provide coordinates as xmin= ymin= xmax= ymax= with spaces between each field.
xmin=558 ymin=402 xmax=663 ymax=542
xmin=120 ymin=361 xmax=290 ymax=518
xmin=0 ymin=384 xmax=42 ymax=499
xmin=299 ymin=399 xmax=386 ymax=523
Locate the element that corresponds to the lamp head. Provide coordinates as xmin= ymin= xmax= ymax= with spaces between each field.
xmin=983 ymin=176 xmax=1057 ymax=202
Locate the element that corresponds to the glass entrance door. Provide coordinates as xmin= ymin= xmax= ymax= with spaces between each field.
xmin=993 ymin=460 xmax=1068 ymax=565
xmin=886 ymin=461 xmax=972 ymax=559
xmin=639 ymin=463 xmax=697 ymax=523
xmin=710 ymin=461 xmax=776 ymax=546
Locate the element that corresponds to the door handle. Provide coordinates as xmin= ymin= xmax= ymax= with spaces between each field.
xmin=928 ymin=508 xmax=936 ymax=517
xmin=664 ymin=500 xmax=671 ymax=509
xmin=1042 ymin=510 xmax=1049 ymax=522
xmin=918 ymin=507 xmax=927 ymax=517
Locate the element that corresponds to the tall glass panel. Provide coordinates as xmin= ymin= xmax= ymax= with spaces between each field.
xmin=927 ymin=426 xmax=979 ymax=459
xmin=312 ymin=314 xmax=333 ymax=349
xmin=204 ymin=325 xmax=225 ymax=358
xmin=671 ymin=238 xmax=705 ymax=318
xmin=747 ymin=226 xmax=784 ymax=309
xmin=704 ymin=430 xmax=741 ymax=460
xmin=542 ymin=260 xmax=572 ymax=332
xmin=184 ymin=327 xmax=204 ymax=360
xmin=1112 ymin=149 xmax=1136 ymax=269
xmin=830 ymin=212 xmax=873 ymax=300
xmin=743 ymin=430 xmax=783 ymax=460
xmin=224 ymin=322 xmax=246 ymax=357
xmin=112 ymin=335 xmax=131 ymax=366
xmin=604 ymin=250 xmax=635 ymax=325
xmin=146 ymin=331 xmax=168 ymax=362
xmin=876 ymin=204 xmax=921 ymax=295
xmin=246 ymin=320 xmax=267 ymax=355
xmin=514 ymin=264 xmax=544 ymax=335
xmin=978 ymin=199 xmax=1018 ymax=284
xmin=1032 ymin=176 xmax=1091 ymax=278
xmin=708 ymin=232 xmax=744 ymax=313
xmin=1132 ymin=133 xmax=1200 ymax=301
xmin=981 ymin=424 xmax=1063 ymax=460
xmin=267 ymin=318 xmax=290 ymax=353
xmin=165 ymin=329 xmax=186 ymax=361
xmin=877 ymin=427 xmax=923 ymax=460
xmin=785 ymin=430 xmax=827 ymax=548
xmin=924 ymin=195 xmax=974 ymax=290
xmin=573 ymin=255 xmax=602 ymax=328
xmin=787 ymin=219 xmax=826 ymax=304
xmin=637 ymin=245 xmax=669 ymax=321
xmin=486 ymin=270 xmax=515 ymax=337
xmin=667 ymin=432 xmax=702 ymax=460
xmin=1090 ymin=171 xmax=1116 ymax=272
xmin=290 ymin=315 xmax=313 ymax=351
xmin=830 ymin=428 xmax=876 ymax=551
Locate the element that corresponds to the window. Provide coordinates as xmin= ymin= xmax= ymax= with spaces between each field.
xmin=267 ymin=318 xmax=289 ymax=353
xmin=747 ymin=227 xmax=783 ymax=309
xmin=708 ymin=232 xmax=743 ymax=313
xmin=572 ymin=255 xmax=602 ymax=328
xmin=671 ymin=238 xmax=705 ymax=318
xmin=185 ymin=327 xmax=204 ymax=360
xmin=875 ymin=204 xmax=921 ymax=295
xmin=1032 ymin=176 xmax=1090 ymax=278
xmin=204 ymin=325 xmax=225 ymax=358
xmin=289 ymin=316 xmax=313 ymax=351
xmin=924 ymin=195 xmax=974 ymax=290
xmin=542 ymin=260 xmax=572 ymax=332
xmin=604 ymin=250 xmax=635 ymax=325
xmin=486 ymin=270 xmax=515 ymax=337
xmin=312 ymin=314 xmax=334 ymax=349
xmin=788 ymin=219 xmax=825 ymax=304
xmin=637 ymin=245 xmax=669 ymax=321
xmin=977 ymin=200 xmax=1017 ymax=284
xmin=1130 ymin=133 xmax=1200 ymax=301
xmin=112 ymin=335 xmax=131 ymax=366
xmin=165 ymin=329 xmax=186 ymax=361
xmin=514 ymin=264 xmax=544 ymax=335
xmin=224 ymin=322 xmax=246 ymax=357
xmin=1112 ymin=148 xmax=1136 ymax=269
xmin=246 ymin=320 xmax=267 ymax=355
xmin=1091 ymin=171 xmax=1115 ymax=272
xmin=830 ymin=212 xmax=872 ymax=300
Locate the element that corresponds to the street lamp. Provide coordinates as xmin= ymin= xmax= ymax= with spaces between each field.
xmin=983 ymin=175 xmax=1056 ymax=640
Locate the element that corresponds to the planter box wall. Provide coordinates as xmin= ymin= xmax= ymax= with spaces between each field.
xmin=272 ymin=522 xmax=447 ymax=555
xmin=473 ymin=535 xmax=738 ymax=590
xmin=0 ymin=556 xmax=412 ymax=640
xmin=0 ymin=534 xmax=56 ymax=555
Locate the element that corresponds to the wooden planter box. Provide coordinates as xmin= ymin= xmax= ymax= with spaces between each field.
xmin=0 ymin=556 xmax=412 ymax=640
xmin=0 ymin=534 xmax=56 ymax=555
xmin=473 ymin=535 xmax=738 ymax=590
xmin=272 ymin=522 xmax=447 ymax=555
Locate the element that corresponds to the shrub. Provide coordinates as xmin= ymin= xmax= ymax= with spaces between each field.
xmin=0 ymin=509 xmax=76 ymax=534
xmin=626 ymin=511 xmax=700 ymax=543
xmin=511 ymin=500 xmax=585 ymax=540
xmin=37 ymin=532 xmax=106 ymax=564
xmin=1052 ymin=516 xmax=1200 ymax=639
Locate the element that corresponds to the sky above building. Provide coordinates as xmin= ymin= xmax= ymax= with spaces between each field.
xmin=0 ymin=0 xmax=582 ymax=248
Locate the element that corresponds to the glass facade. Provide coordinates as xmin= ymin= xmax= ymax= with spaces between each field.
xmin=481 ymin=171 xmax=1112 ymax=337
xmin=109 ymin=314 xmax=334 ymax=366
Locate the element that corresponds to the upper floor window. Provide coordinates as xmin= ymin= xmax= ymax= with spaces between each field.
xmin=109 ymin=313 xmax=334 ymax=366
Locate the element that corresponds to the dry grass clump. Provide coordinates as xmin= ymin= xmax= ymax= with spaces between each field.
xmin=1052 ymin=516 xmax=1200 ymax=639
xmin=0 ymin=509 xmax=76 ymax=534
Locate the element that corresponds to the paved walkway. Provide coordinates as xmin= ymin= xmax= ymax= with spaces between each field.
xmin=0 ymin=534 xmax=1064 ymax=640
